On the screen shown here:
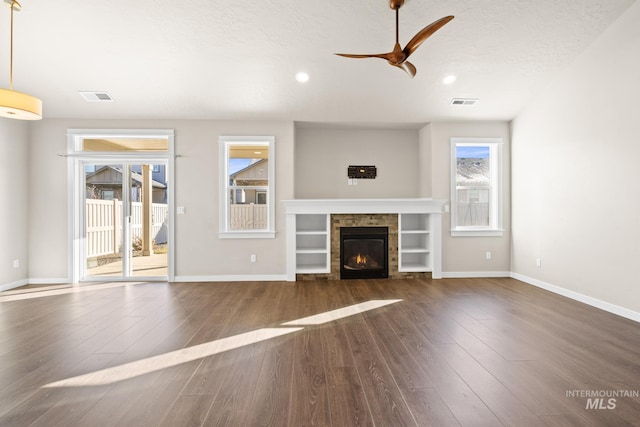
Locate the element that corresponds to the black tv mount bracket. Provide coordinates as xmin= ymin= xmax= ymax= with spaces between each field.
xmin=348 ymin=165 xmax=377 ymax=179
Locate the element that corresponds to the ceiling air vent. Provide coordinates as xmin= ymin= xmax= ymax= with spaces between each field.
xmin=79 ymin=91 xmax=114 ymax=102
xmin=450 ymin=98 xmax=478 ymax=106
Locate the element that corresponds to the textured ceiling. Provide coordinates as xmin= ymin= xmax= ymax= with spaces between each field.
xmin=0 ymin=0 xmax=634 ymax=124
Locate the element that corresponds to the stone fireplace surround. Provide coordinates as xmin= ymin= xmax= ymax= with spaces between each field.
xmin=283 ymin=199 xmax=446 ymax=281
xmin=330 ymin=214 xmax=396 ymax=281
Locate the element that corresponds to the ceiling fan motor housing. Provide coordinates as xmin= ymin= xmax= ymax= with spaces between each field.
xmin=390 ymin=0 xmax=404 ymax=10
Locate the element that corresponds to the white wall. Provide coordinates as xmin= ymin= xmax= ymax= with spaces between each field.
xmin=427 ymin=121 xmax=512 ymax=275
xmin=27 ymin=119 xmax=294 ymax=282
xmin=294 ymin=127 xmax=420 ymax=198
xmin=511 ymin=1 xmax=640 ymax=313
xmin=18 ymin=117 xmax=510 ymax=285
xmin=417 ymin=124 xmax=432 ymax=198
xmin=0 ymin=120 xmax=29 ymax=290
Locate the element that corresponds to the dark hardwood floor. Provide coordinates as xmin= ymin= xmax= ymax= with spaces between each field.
xmin=1 ymin=277 xmax=640 ymax=426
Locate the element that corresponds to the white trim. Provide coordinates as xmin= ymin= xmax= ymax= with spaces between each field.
xmin=283 ymin=199 xmax=446 ymax=281
xmin=28 ymin=277 xmax=72 ymax=285
xmin=67 ymin=129 xmax=175 ymax=283
xmin=282 ymin=198 xmax=446 ymax=215
xmin=442 ymin=271 xmax=511 ymax=278
xmin=9 ymin=272 xmax=638 ymax=324
xmin=285 ymin=213 xmax=297 ymax=281
xmin=218 ymin=231 xmax=276 ymax=239
xmin=219 ymin=136 xmax=276 ymax=238
xmin=78 ymin=277 xmax=167 ymax=283
xmin=0 ymin=279 xmax=29 ymax=292
xmin=511 ymin=272 xmax=640 ymax=323
xmin=67 ymin=137 xmax=79 ymax=282
xmin=67 ymin=129 xmax=175 ymax=138
xmin=167 ymin=135 xmax=176 ymax=282
xmin=174 ymin=275 xmax=287 ymax=283
xmin=450 ymin=229 xmax=504 ymax=237
xmin=450 ymin=137 xmax=503 ymax=235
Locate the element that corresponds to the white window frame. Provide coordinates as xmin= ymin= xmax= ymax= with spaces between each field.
xmin=450 ymin=137 xmax=503 ymax=237
xmin=219 ymin=135 xmax=275 ymax=239
xmin=67 ymin=128 xmax=176 ymax=283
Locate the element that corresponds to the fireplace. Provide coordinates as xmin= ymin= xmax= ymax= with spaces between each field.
xmin=340 ymin=226 xmax=388 ymax=279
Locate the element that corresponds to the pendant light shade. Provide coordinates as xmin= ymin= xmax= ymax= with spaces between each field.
xmin=0 ymin=88 xmax=42 ymax=119
xmin=0 ymin=0 xmax=41 ymax=120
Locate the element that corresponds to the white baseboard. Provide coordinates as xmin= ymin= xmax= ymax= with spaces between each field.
xmin=0 ymin=278 xmax=29 ymax=292
xmin=29 ymin=278 xmax=72 ymax=285
xmin=174 ymin=274 xmax=288 ymax=283
xmin=10 ymin=272 xmax=638 ymax=324
xmin=511 ymin=272 xmax=640 ymax=323
xmin=2 ymin=278 xmax=70 ymax=292
xmin=442 ymin=271 xmax=511 ymax=278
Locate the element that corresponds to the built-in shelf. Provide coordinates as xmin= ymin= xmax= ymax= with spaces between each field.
xmin=399 ymin=213 xmax=432 ymax=272
xmin=283 ymin=199 xmax=445 ymax=281
xmin=294 ymin=214 xmax=330 ymax=273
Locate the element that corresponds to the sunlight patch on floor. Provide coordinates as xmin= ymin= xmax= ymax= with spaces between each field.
xmin=43 ymin=299 xmax=402 ymax=388
xmin=0 ymin=282 xmax=149 ymax=303
xmin=43 ymin=327 xmax=303 ymax=388
xmin=282 ymin=299 xmax=403 ymax=326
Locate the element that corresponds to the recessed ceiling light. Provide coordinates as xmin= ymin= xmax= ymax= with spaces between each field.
xmin=295 ymin=72 xmax=310 ymax=83
xmin=443 ymin=75 xmax=457 ymax=85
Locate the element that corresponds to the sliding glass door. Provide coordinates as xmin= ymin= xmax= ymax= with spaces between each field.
xmin=68 ymin=129 xmax=175 ymax=283
xmin=82 ymin=161 xmax=169 ymax=280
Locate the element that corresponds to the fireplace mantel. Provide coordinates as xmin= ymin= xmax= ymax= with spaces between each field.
xmin=283 ymin=198 xmax=446 ymax=281
xmin=282 ymin=198 xmax=446 ymax=215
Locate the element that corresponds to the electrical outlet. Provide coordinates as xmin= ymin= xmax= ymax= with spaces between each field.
xmin=13 ymin=259 xmax=19 ymax=268
xmin=250 ymin=254 xmax=257 ymax=263
xmin=485 ymin=251 xmax=492 ymax=260
xmin=176 ymin=206 xmax=186 ymax=214
xmin=536 ymin=258 xmax=542 ymax=267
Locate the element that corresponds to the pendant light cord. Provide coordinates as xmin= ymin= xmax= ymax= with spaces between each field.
xmin=9 ymin=0 xmax=15 ymax=90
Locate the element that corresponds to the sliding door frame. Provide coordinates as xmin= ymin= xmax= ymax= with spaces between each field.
xmin=67 ymin=129 xmax=175 ymax=283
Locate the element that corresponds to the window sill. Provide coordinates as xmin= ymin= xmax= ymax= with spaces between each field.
xmin=451 ymin=229 xmax=504 ymax=237
xmin=219 ymin=231 xmax=276 ymax=239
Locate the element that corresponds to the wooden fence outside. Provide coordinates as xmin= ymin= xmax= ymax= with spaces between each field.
xmin=229 ymin=204 xmax=268 ymax=229
xmin=455 ymin=202 xmax=489 ymax=227
xmin=85 ymin=199 xmax=168 ymax=258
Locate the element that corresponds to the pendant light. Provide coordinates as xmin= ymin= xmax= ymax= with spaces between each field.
xmin=0 ymin=0 xmax=41 ymax=120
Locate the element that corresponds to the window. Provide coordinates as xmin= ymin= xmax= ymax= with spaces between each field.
xmin=450 ymin=138 xmax=503 ymax=236
xmin=219 ymin=136 xmax=275 ymax=238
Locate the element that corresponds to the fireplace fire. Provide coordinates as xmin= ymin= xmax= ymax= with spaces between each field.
xmin=340 ymin=226 xmax=388 ymax=279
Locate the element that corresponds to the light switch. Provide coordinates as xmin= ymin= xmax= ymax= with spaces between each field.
xmin=177 ymin=206 xmax=186 ymax=214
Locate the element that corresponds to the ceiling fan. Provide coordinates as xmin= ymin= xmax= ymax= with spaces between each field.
xmin=335 ymin=0 xmax=454 ymax=78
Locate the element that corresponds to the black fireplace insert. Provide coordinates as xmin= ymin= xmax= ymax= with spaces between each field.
xmin=340 ymin=226 xmax=388 ymax=279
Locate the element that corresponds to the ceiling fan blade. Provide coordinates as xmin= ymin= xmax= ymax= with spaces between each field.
xmin=392 ymin=61 xmax=417 ymax=78
xmin=402 ymin=15 xmax=454 ymax=58
xmin=335 ymin=52 xmax=391 ymax=60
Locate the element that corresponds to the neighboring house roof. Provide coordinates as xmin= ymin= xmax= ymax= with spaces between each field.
xmin=86 ymin=166 xmax=167 ymax=189
xmin=230 ymin=159 xmax=267 ymax=179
